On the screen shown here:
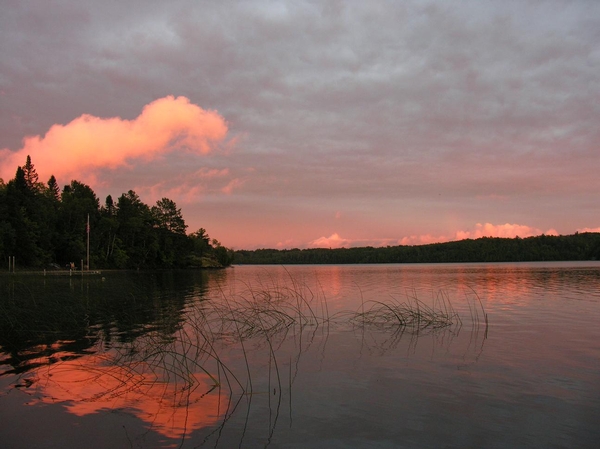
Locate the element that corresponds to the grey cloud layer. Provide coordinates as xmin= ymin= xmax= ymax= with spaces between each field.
xmin=1 ymin=0 xmax=599 ymax=242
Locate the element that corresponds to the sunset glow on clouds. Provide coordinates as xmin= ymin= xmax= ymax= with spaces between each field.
xmin=310 ymin=233 xmax=352 ymax=249
xmin=0 ymin=96 xmax=228 ymax=185
xmin=577 ymin=227 xmax=600 ymax=234
xmin=402 ymin=223 xmax=559 ymax=246
xmin=310 ymin=223 xmax=560 ymax=249
xmin=1 ymin=1 xmax=599 ymax=249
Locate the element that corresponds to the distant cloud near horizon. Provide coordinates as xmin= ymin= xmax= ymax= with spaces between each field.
xmin=0 ymin=96 xmax=229 ymax=186
xmin=309 ymin=233 xmax=352 ymax=249
xmin=577 ymin=227 xmax=600 ymax=234
xmin=310 ymin=223 xmax=562 ymax=249
xmin=454 ymin=223 xmax=559 ymax=241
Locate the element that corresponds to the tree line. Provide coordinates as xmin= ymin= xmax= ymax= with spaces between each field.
xmin=0 ymin=156 xmax=234 ymax=270
xmin=235 ymin=233 xmax=600 ymax=265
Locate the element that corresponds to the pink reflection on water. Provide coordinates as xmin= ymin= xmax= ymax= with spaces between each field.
xmin=26 ymin=352 xmax=228 ymax=439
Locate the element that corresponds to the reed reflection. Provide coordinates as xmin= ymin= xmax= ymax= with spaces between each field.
xmin=1 ymin=268 xmax=489 ymax=447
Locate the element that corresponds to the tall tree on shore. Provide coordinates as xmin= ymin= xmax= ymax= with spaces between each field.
xmin=98 ymin=195 xmax=121 ymax=265
xmin=151 ymin=198 xmax=187 ymax=235
xmin=57 ymin=180 xmax=100 ymax=265
xmin=3 ymin=165 xmax=53 ymax=266
xmin=151 ymin=197 xmax=188 ymax=267
xmin=189 ymin=228 xmax=211 ymax=259
xmin=22 ymin=155 xmax=40 ymax=192
xmin=47 ymin=175 xmax=60 ymax=201
xmin=116 ymin=190 xmax=158 ymax=268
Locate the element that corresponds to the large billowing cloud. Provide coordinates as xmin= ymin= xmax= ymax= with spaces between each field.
xmin=0 ymin=96 xmax=228 ymax=184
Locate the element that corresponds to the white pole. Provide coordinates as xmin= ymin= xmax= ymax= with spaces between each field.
xmin=87 ymin=213 xmax=90 ymax=271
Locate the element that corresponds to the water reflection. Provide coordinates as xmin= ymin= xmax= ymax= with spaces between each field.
xmin=0 ymin=271 xmax=233 ymax=440
xmin=1 ymin=268 xmax=485 ymax=446
xmin=1 ymin=263 xmax=599 ymax=448
xmin=0 ymin=271 xmax=207 ymax=373
xmin=25 ymin=352 xmax=226 ymax=439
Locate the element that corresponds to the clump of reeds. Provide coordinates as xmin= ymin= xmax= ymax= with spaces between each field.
xmin=205 ymin=282 xmax=326 ymax=344
xmin=347 ymin=290 xmax=461 ymax=332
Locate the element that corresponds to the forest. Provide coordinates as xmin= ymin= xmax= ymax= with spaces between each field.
xmin=235 ymin=233 xmax=600 ymax=265
xmin=0 ymin=156 xmax=234 ymax=270
xmin=3 ymin=156 xmax=599 ymax=270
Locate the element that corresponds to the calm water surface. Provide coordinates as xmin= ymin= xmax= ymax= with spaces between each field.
xmin=1 ymin=262 xmax=599 ymax=448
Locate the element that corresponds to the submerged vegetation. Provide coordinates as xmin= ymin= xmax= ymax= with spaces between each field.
xmin=235 ymin=232 xmax=600 ymax=264
xmin=0 ymin=156 xmax=233 ymax=269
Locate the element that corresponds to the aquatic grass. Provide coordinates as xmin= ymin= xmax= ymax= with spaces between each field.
xmin=206 ymin=282 xmax=322 ymax=344
xmin=1 ymin=274 xmax=489 ymax=445
xmin=346 ymin=290 xmax=462 ymax=333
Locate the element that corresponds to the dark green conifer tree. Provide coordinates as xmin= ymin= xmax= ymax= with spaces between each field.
xmin=22 ymin=155 xmax=40 ymax=192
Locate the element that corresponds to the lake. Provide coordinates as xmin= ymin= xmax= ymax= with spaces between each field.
xmin=1 ymin=262 xmax=600 ymax=448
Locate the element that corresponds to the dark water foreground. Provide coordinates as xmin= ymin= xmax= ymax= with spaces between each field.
xmin=1 ymin=263 xmax=599 ymax=448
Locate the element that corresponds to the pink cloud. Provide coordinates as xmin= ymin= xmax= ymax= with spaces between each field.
xmin=135 ymin=168 xmax=235 ymax=204
xmin=0 ymin=96 xmax=229 ymax=184
xmin=276 ymin=239 xmax=301 ymax=249
xmin=306 ymin=223 xmax=564 ymax=250
xmin=455 ymin=223 xmax=559 ymax=240
xmin=221 ymin=178 xmax=245 ymax=194
xmin=399 ymin=234 xmax=451 ymax=246
xmin=309 ymin=233 xmax=352 ymax=249
xmin=137 ymin=182 xmax=206 ymax=204
xmin=194 ymin=167 xmax=230 ymax=178
xmin=400 ymin=223 xmax=560 ymax=246
xmin=577 ymin=227 xmax=600 ymax=233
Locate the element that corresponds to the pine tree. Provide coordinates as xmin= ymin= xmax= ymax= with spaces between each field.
xmin=23 ymin=155 xmax=40 ymax=191
xmin=14 ymin=166 xmax=28 ymax=192
xmin=151 ymin=198 xmax=187 ymax=235
xmin=47 ymin=175 xmax=60 ymax=201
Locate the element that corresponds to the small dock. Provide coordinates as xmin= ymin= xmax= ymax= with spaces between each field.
xmin=2 ymin=270 xmax=102 ymax=277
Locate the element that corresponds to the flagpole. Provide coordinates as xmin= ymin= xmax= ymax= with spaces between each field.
xmin=87 ymin=213 xmax=90 ymax=271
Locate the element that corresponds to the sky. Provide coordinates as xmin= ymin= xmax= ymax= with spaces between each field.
xmin=1 ymin=0 xmax=599 ymax=249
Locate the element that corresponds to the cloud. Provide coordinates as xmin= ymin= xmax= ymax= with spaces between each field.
xmin=308 ymin=223 xmax=563 ymax=250
xmin=2 ymin=2 xmax=599 ymax=248
xmin=0 ymin=96 xmax=229 ymax=184
xmin=134 ymin=167 xmax=236 ymax=204
xmin=221 ymin=178 xmax=245 ymax=194
xmin=455 ymin=223 xmax=558 ymax=240
xmin=399 ymin=234 xmax=452 ymax=246
xmin=307 ymin=234 xmax=400 ymax=249
xmin=276 ymin=239 xmax=300 ymax=249
xmin=309 ymin=233 xmax=352 ymax=249
xmin=400 ymin=223 xmax=559 ymax=246
xmin=577 ymin=227 xmax=600 ymax=234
